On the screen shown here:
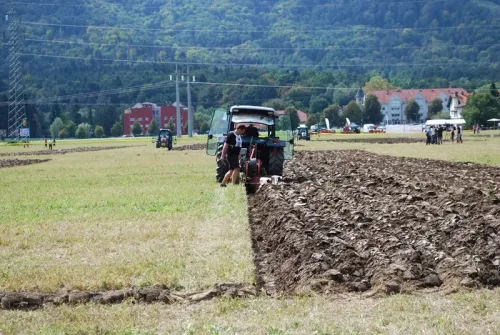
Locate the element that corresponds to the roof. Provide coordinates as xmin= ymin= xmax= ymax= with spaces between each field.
xmin=371 ymin=88 xmax=469 ymax=105
xmin=276 ymin=109 xmax=308 ymax=123
xmin=230 ymin=105 xmax=278 ymax=117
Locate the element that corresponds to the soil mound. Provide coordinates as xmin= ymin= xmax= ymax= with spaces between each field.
xmin=0 ymin=146 xmax=133 ymax=157
xmin=248 ymin=150 xmax=500 ymax=295
xmin=0 ymin=283 xmax=255 ymax=310
xmin=0 ymin=159 xmax=51 ymax=169
xmin=172 ymin=143 xmax=207 ymax=151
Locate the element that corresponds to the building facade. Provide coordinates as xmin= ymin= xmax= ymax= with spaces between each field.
xmin=124 ymin=102 xmax=189 ymax=135
xmin=366 ymin=88 xmax=469 ymax=124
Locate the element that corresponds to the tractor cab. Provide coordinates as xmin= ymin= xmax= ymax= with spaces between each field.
xmin=206 ymin=105 xmax=294 ymax=192
xmin=156 ymin=128 xmax=174 ymax=150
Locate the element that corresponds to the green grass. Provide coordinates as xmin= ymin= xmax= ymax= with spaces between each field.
xmin=0 ymin=144 xmax=252 ymax=292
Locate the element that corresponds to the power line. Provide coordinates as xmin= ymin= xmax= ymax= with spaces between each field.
xmin=19 ymin=52 xmax=495 ymax=69
xmin=22 ymin=38 xmax=500 ymax=52
xmin=20 ymin=21 xmax=500 ymax=34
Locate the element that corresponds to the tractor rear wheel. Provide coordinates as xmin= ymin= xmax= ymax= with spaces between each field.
xmin=268 ymin=147 xmax=284 ymax=176
xmin=216 ymin=144 xmax=228 ymax=182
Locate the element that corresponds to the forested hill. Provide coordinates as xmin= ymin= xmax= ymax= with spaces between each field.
xmin=0 ymin=0 xmax=499 ymax=136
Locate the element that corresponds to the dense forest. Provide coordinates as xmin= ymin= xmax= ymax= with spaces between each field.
xmin=0 ymin=0 xmax=499 ymax=137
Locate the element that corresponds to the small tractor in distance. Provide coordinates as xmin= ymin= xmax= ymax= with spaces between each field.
xmin=206 ymin=105 xmax=294 ymax=193
xmin=155 ymin=128 xmax=174 ymax=150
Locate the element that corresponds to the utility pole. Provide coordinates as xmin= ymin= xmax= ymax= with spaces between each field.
xmin=6 ymin=5 xmax=27 ymax=141
xmin=175 ymin=64 xmax=181 ymax=137
xmin=186 ymin=65 xmax=193 ymax=137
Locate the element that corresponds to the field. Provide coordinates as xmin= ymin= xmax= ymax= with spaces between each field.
xmin=1 ymin=133 xmax=500 ymax=334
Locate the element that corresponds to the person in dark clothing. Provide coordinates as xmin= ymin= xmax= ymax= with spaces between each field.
xmin=220 ymin=124 xmax=247 ymax=187
xmin=245 ymin=124 xmax=259 ymax=138
xmin=456 ymin=125 xmax=463 ymax=143
xmin=437 ymin=126 xmax=443 ymax=145
xmin=451 ymin=126 xmax=456 ymax=142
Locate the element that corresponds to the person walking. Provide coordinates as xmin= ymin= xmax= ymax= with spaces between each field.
xmin=451 ymin=126 xmax=456 ymax=143
xmin=456 ymin=125 xmax=463 ymax=143
xmin=220 ymin=124 xmax=246 ymax=187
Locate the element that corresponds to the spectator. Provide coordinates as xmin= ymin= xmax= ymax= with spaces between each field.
xmin=456 ymin=125 xmax=463 ymax=143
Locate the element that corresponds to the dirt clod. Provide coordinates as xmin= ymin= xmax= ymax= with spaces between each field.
xmin=248 ymin=150 xmax=500 ymax=295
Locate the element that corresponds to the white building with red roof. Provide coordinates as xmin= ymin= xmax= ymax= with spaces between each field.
xmin=366 ymin=88 xmax=469 ymax=124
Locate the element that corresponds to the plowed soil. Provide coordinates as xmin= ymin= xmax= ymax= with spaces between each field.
xmin=326 ymin=138 xmax=425 ymax=144
xmin=0 ymin=159 xmax=51 ymax=169
xmin=249 ymin=150 xmax=500 ymax=295
xmin=0 ymin=146 xmax=133 ymax=157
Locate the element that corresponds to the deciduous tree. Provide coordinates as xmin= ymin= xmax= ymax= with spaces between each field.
xmin=405 ymin=99 xmax=421 ymax=122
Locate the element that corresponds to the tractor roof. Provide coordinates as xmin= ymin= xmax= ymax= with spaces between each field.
xmin=230 ymin=105 xmax=278 ymax=118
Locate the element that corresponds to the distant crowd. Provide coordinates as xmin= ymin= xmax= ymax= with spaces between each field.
xmin=424 ymin=125 xmax=464 ymax=145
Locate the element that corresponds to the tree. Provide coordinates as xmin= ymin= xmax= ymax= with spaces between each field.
xmin=64 ymin=120 xmax=77 ymax=138
xmin=148 ymin=118 xmax=159 ymax=135
xmin=463 ymin=93 xmax=500 ymax=125
xmin=263 ymin=99 xmax=286 ymax=111
xmin=490 ymin=82 xmax=499 ymax=97
xmin=306 ymin=113 xmax=319 ymax=127
xmin=309 ymin=96 xmax=330 ymax=114
xmin=322 ymin=105 xmax=340 ymax=128
xmin=363 ymin=95 xmax=383 ymax=124
xmin=49 ymin=117 xmax=64 ymax=139
xmin=132 ymin=121 xmax=142 ymax=136
xmin=78 ymin=123 xmax=92 ymax=138
xmin=428 ymin=98 xmax=443 ymax=118
xmin=431 ymin=111 xmax=450 ymax=120
xmin=363 ymin=76 xmax=396 ymax=92
xmin=405 ymin=99 xmax=421 ymax=122
xmin=58 ymin=128 xmax=69 ymax=139
xmin=200 ymin=120 xmax=210 ymax=133
xmin=341 ymin=101 xmax=364 ymax=124
xmin=285 ymin=106 xmax=300 ymax=129
xmin=76 ymin=125 xmax=87 ymax=139
xmin=167 ymin=120 xmax=175 ymax=133
xmin=94 ymin=125 xmax=104 ymax=138
xmin=111 ymin=122 xmax=123 ymax=137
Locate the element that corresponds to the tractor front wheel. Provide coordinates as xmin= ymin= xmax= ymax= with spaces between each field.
xmin=268 ymin=147 xmax=285 ymax=176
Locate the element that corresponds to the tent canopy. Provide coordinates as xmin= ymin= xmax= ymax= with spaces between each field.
xmin=426 ymin=119 xmax=466 ymax=126
xmin=487 ymin=118 xmax=500 ymax=122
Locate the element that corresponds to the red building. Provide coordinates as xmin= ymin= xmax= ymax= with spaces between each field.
xmin=124 ymin=102 xmax=189 ymax=135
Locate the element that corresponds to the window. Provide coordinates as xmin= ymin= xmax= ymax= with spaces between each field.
xmin=171 ymin=116 xmax=175 ymax=120
xmin=130 ymin=118 xmax=135 ymax=121
xmin=138 ymin=118 xmax=143 ymax=121
xmin=164 ymin=117 xmax=168 ymax=120
xmin=146 ymin=118 xmax=149 ymax=121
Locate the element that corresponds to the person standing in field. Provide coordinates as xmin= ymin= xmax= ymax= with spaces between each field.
xmin=220 ymin=124 xmax=246 ymax=187
xmin=456 ymin=125 xmax=463 ymax=143
xmin=451 ymin=126 xmax=456 ymax=143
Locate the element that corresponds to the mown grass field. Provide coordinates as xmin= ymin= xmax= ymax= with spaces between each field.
xmin=1 ymin=135 xmax=500 ymax=334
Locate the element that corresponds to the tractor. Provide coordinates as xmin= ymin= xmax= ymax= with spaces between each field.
xmin=297 ymin=125 xmax=310 ymax=141
xmin=156 ymin=128 xmax=174 ymax=150
xmin=206 ymin=105 xmax=294 ymax=193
